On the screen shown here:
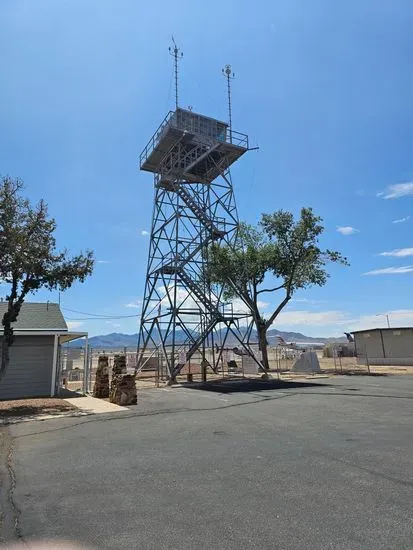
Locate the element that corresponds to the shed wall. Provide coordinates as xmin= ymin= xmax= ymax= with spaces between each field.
xmin=355 ymin=329 xmax=413 ymax=365
xmin=355 ymin=331 xmax=384 ymax=359
xmin=0 ymin=335 xmax=55 ymax=400
xmin=382 ymin=329 xmax=413 ymax=359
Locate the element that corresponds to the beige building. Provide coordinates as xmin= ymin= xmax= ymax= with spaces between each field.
xmin=352 ymin=327 xmax=413 ymax=366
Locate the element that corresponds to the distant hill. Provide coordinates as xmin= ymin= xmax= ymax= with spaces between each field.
xmin=72 ymin=329 xmax=345 ymax=349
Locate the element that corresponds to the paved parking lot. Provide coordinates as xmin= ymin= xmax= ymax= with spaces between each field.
xmin=1 ymin=375 xmax=413 ymax=549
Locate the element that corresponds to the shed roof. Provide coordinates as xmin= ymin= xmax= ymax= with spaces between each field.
xmin=351 ymin=327 xmax=413 ymax=335
xmin=0 ymin=302 xmax=67 ymax=331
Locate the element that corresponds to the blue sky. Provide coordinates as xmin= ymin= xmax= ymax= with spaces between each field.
xmin=1 ymin=0 xmax=413 ymax=337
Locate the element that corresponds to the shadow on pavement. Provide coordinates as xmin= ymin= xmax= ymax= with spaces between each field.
xmin=181 ymin=378 xmax=329 ymax=394
xmin=59 ymin=389 xmax=85 ymax=398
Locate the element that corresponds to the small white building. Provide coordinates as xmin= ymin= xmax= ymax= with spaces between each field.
xmin=352 ymin=327 xmax=413 ymax=366
xmin=0 ymin=302 xmax=87 ymax=400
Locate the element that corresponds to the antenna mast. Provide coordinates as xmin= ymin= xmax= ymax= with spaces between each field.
xmin=222 ymin=64 xmax=234 ymax=143
xmin=169 ymin=37 xmax=183 ymax=109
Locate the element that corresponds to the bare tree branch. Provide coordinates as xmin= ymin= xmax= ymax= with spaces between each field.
xmin=256 ymin=284 xmax=285 ymax=295
xmin=265 ymin=294 xmax=291 ymax=329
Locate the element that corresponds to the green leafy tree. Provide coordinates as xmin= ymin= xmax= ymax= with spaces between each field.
xmin=0 ymin=176 xmax=94 ymax=380
xmin=208 ymin=208 xmax=348 ymax=372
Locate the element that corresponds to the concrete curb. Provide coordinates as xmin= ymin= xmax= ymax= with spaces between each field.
xmin=64 ymin=395 xmax=128 ymax=413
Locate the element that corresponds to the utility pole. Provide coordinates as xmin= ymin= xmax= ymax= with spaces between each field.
xmin=169 ymin=37 xmax=183 ymax=110
xmin=376 ymin=313 xmax=391 ymax=328
xmin=222 ymin=64 xmax=235 ymax=143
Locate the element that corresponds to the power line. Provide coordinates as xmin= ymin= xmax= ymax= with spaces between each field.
xmin=62 ymin=306 xmax=117 ymax=317
xmin=65 ymin=315 xmax=139 ymax=321
xmin=61 ymin=306 xmax=139 ymax=320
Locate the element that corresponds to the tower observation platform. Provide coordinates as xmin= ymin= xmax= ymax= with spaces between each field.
xmin=139 ymin=108 xmax=248 ymax=183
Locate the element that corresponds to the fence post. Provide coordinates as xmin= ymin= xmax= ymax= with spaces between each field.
xmin=156 ymin=347 xmax=160 ymax=387
xmin=276 ymin=347 xmax=280 ymax=379
xmin=89 ymin=346 xmax=93 ymax=392
xmin=82 ymin=338 xmax=88 ymax=394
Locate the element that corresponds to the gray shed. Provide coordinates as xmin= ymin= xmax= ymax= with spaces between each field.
xmin=0 ymin=302 xmax=87 ymax=400
xmin=352 ymin=327 xmax=413 ymax=366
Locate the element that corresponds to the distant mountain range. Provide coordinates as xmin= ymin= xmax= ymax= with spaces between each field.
xmin=75 ymin=329 xmax=345 ymax=349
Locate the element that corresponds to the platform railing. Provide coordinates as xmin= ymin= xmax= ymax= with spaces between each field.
xmin=139 ymin=111 xmax=174 ymax=167
xmin=227 ymin=129 xmax=249 ymax=148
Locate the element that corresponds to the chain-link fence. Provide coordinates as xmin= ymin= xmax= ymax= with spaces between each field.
xmin=58 ymin=346 xmax=86 ymax=393
xmin=58 ymin=342 xmax=404 ymax=395
xmin=59 ymin=347 xmax=140 ymax=393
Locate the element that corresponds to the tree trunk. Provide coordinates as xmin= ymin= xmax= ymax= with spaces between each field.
xmin=257 ymin=322 xmax=270 ymax=372
xmin=0 ymin=338 xmax=10 ymax=381
xmin=1 ymin=308 xmax=18 ymax=382
xmin=0 ymin=292 xmax=23 ymax=381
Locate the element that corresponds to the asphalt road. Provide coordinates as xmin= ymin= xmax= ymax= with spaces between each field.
xmin=1 ymin=375 xmax=413 ymax=549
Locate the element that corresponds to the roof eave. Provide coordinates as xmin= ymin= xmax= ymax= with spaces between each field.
xmin=351 ymin=327 xmax=413 ymax=334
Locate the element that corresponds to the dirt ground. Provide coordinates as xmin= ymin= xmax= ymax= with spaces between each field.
xmin=0 ymin=398 xmax=76 ymax=418
xmin=317 ymin=356 xmax=413 ymax=375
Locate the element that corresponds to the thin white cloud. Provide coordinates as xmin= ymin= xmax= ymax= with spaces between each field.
xmin=274 ymin=308 xmax=413 ymax=335
xmin=290 ymin=298 xmax=327 ymax=305
xmin=363 ymin=265 xmax=413 ymax=275
xmin=274 ymin=310 xmax=350 ymax=328
xmin=231 ymin=298 xmax=269 ymax=314
xmin=336 ymin=226 xmax=359 ymax=236
xmin=153 ymin=286 xmax=268 ymax=327
xmin=124 ymin=301 xmax=142 ymax=308
xmin=97 ymin=260 xmax=110 ymax=264
xmin=378 ymin=182 xmax=413 ymax=200
xmin=392 ymin=216 xmax=410 ymax=224
xmin=141 ymin=230 xmax=149 ymax=236
xmin=67 ymin=321 xmax=84 ymax=330
xmin=132 ymin=281 xmax=413 ymax=336
xmin=378 ymin=247 xmax=413 ymax=258
xmin=352 ymin=310 xmax=413 ymax=331
xmin=106 ymin=321 xmax=121 ymax=328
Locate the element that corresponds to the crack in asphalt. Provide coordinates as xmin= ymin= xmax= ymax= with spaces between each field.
xmin=316 ymin=450 xmax=413 ymax=489
xmin=7 ymin=436 xmax=26 ymax=545
xmin=10 ymin=393 xmax=294 ymax=439
xmin=0 ymin=428 xmax=26 ymax=546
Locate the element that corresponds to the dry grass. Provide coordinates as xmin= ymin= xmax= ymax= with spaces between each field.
xmin=0 ymin=398 xmax=76 ymax=418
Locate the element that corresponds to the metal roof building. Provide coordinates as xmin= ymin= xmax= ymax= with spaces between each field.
xmin=0 ymin=302 xmax=87 ymax=400
xmin=351 ymin=327 xmax=413 ymax=366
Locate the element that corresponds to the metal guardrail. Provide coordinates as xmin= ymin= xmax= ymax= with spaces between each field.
xmin=139 ymin=111 xmax=174 ymax=167
xmin=228 ymin=129 xmax=249 ymax=148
